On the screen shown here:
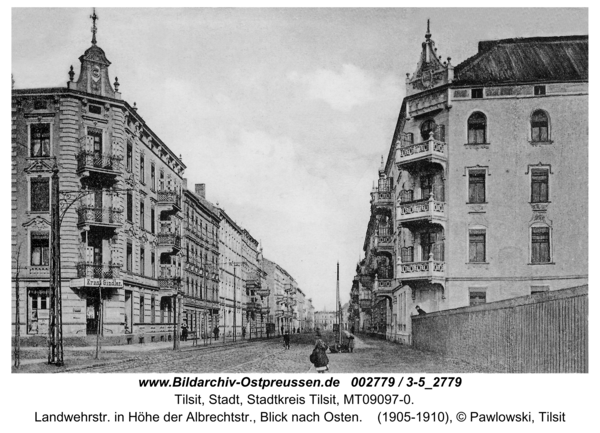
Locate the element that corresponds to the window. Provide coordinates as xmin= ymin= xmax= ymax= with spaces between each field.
xmin=151 ymin=297 xmax=156 ymax=323
xmin=126 ymin=191 xmax=133 ymax=222
xmin=469 ymin=229 xmax=486 ymax=263
xmin=30 ymin=123 xmax=50 ymax=157
xmin=471 ymin=88 xmax=484 ymax=99
xmin=126 ymin=142 xmax=133 ymax=172
xmin=467 ymin=112 xmax=487 ymax=144
xmin=531 ymin=227 xmax=551 ymax=264
xmin=150 ymin=206 xmax=155 ymax=233
xmin=30 ymin=232 xmax=49 ymax=266
xmin=140 ymin=154 xmax=145 ymax=184
xmin=140 ymin=247 xmax=145 ymax=275
xmin=30 ymin=177 xmax=50 ymax=212
xmin=531 ymin=110 xmax=549 ymax=142
xmin=469 ymin=289 xmax=487 ymax=306
xmin=139 ymin=295 xmax=145 ymax=323
xmin=89 ymin=104 xmax=102 ymax=115
xmin=159 ymin=170 xmax=165 ymax=191
xmin=468 ymin=170 xmax=486 ymax=203
xmin=151 ymin=252 xmax=156 ymax=278
xmin=126 ymin=242 xmax=133 ymax=271
xmin=534 ymin=85 xmax=546 ymax=96
xmin=140 ymin=199 xmax=145 ymax=229
xmin=88 ymin=127 xmax=103 ymax=154
xmin=531 ymin=169 xmax=549 ymax=203
xmin=150 ymin=164 xmax=156 ymax=191
xmin=401 ymin=246 xmax=414 ymax=263
xmin=420 ymin=119 xmax=436 ymax=141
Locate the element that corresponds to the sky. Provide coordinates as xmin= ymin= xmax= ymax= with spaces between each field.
xmin=10 ymin=7 xmax=588 ymax=311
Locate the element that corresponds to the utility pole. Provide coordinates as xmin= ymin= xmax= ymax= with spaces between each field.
xmin=337 ymin=261 xmax=341 ymax=346
xmin=48 ymin=162 xmax=64 ymax=366
xmin=13 ymin=245 xmax=22 ymax=369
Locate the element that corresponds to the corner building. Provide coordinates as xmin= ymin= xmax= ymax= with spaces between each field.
xmin=358 ymin=27 xmax=588 ymax=344
xmin=12 ymin=29 xmax=186 ymax=343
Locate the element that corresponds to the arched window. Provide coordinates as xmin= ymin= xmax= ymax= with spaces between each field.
xmin=467 ymin=112 xmax=487 ymax=144
xmin=531 ymin=110 xmax=549 ymax=142
xmin=420 ymin=119 xmax=436 ymax=141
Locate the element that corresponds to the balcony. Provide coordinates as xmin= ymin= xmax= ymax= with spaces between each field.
xmin=76 ymin=144 xmax=122 ymax=180
xmin=72 ymin=262 xmax=123 ymax=289
xmin=396 ymin=135 xmax=447 ymax=169
xmin=374 ymin=227 xmax=394 ymax=251
xmin=371 ymin=178 xmax=393 ymax=209
xmin=284 ymin=283 xmax=297 ymax=295
xmin=399 ymin=259 xmax=445 ymax=283
xmin=77 ymin=206 xmax=123 ymax=229
xmin=158 ymin=222 xmax=181 ymax=253
xmin=157 ymin=190 xmax=182 ymax=214
xmin=246 ymin=301 xmax=262 ymax=311
xmin=158 ymin=264 xmax=182 ymax=294
xmin=398 ymin=196 xmax=446 ymax=225
xmin=245 ymin=273 xmax=262 ymax=290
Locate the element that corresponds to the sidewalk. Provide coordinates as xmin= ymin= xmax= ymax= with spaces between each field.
xmin=12 ymin=335 xmax=273 ymax=372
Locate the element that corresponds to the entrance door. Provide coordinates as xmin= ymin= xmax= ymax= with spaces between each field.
xmin=86 ymin=296 xmax=100 ymax=335
xmin=124 ymin=290 xmax=132 ymax=333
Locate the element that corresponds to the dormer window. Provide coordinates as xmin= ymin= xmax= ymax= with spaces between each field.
xmin=534 ymin=85 xmax=546 ymax=96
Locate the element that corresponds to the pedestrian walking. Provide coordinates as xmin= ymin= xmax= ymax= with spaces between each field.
xmin=213 ymin=326 xmax=219 ymax=340
xmin=242 ymin=326 xmax=246 ymax=339
xmin=310 ymin=337 xmax=329 ymax=373
xmin=283 ymin=331 xmax=290 ymax=349
xmin=348 ymin=334 xmax=355 ymax=353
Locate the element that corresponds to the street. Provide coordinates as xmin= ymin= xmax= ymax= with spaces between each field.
xmin=14 ymin=332 xmax=487 ymax=373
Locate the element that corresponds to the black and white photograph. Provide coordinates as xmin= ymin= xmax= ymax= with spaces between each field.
xmin=6 ymin=4 xmax=594 ymax=429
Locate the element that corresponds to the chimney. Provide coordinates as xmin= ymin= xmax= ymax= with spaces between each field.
xmin=183 ymin=178 xmax=188 ymax=190
xmin=195 ymin=183 xmax=206 ymax=199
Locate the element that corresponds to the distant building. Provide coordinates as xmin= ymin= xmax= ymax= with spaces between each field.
xmin=182 ymin=181 xmax=220 ymax=339
xmin=354 ymin=26 xmax=588 ymax=344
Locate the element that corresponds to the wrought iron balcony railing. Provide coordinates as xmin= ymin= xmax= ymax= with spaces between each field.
xmin=76 ymin=150 xmax=122 ymax=175
xmin=76 ymin=262 xmax=121 ymax=279
xmin=157 ymin=190 xmax=182 ymax=210
xmin=77 ymin=206 xmax=123 ymax=227
xmin=158 ymin=232 xmax=182 ymax=250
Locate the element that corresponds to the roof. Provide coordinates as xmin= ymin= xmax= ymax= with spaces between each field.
xmin=454 ymin=35 xmax=588 ymax=86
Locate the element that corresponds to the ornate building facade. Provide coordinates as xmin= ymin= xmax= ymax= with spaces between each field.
xmin=12 ymin=24 xmax=186 ymax=344
xmin=182 ymin=182 xmax=220 ymax=339
xmin=353 ymin=26 xmax=588 ymax=344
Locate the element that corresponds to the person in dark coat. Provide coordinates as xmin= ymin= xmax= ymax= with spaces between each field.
xmin=181 ymin=322 xmax=188 ymax=341
xmin=213 ymin=326 xmax=220 ymax=340
xmin=416 ymin=305 xmax=427 ymax=315
xmin=283 ymin=331 xmax=290 ymax=349
xmin=312 ymin=338 xmax=329 ymax=373
xmin=348 ymin=334 xmax=355 ymax=353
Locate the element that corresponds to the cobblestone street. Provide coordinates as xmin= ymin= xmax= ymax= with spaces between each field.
xmin=14 ymin=332 xmax=487 ymax=373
